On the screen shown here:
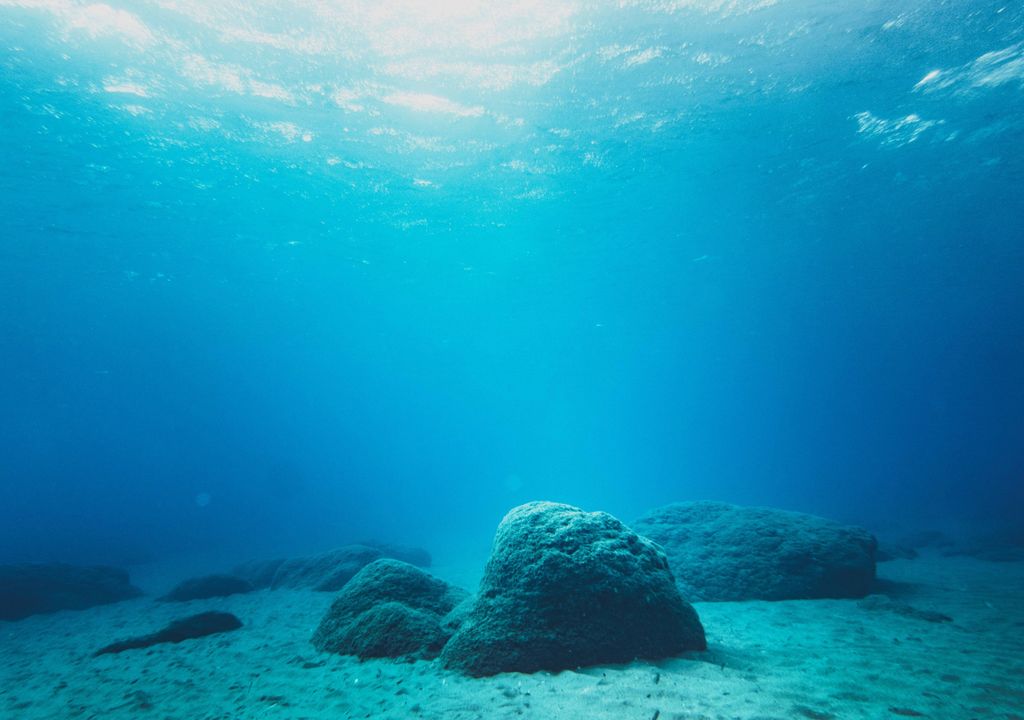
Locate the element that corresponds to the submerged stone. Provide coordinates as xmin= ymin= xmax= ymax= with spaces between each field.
xmin=233 ymin=542 xmax=435 ymax=592
xmin=440 ymin=501 xmax=707 ymax=677
xmin=311 ymin=559 xmax=467 ymax=660
xmin=0 ymin=563 xmax=142 ymax=622
xmin=160 ymin=574 xmax=253 ymax=602
xmin=632 ymin=501 xmax=877 ymax=601
xmin=94 ymin=611 xmax=242 ymax=656
xmin=269 ymin=545 xmax=384 ymax=591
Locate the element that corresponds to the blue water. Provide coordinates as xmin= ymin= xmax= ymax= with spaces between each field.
xmin=1 ymin=0 xmax=1022 ymax=568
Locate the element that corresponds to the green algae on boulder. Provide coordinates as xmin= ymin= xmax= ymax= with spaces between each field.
xmin=441 ymin=501 xmax=706 ymax=677
xmin=311 ymin=559 xmax=467 ymax=660
xmin=633 ymin=501 xmax=877 ymax=601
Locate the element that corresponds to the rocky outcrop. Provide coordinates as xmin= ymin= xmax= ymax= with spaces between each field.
xmin=632 ymin=501 xmax=877 ymax=601
xmin=0 ymin=563 xmax=142 ymax=621
xmin=440 ymin=502 xmax=707 ymax=677
xmin=160 ymin=574 xmax=253 ymax=602
xmin=311 ymin=559 xmax=467 ymax=660
xmin=270 ymin=545 xmax=384 ymax=591
xmin=232 ymin=543 xmax=433 ymax=592
xmin=94 ymin=611 xmax=242 ymax=656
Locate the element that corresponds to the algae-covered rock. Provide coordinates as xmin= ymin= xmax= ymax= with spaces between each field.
xmin=440 ymin=501 xmax=706 ymax=677
xmin=0 ymin=563 xmax=142 ymax=621
xmin=270 ymin=545 xmax=384 ymax=591
xmin=632 ymin=501 xmax=877 ymax=601
xmin=311 ymin=559 xmax=467 ymax=660
xmin=332 ymin=602 xmax=448 ymax=659
xmin=233 ymin=542 xmax=434 ymax=592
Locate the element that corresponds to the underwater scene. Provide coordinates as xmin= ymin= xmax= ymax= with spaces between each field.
xmin=1 ymin=0 xmax=1023 ymax=718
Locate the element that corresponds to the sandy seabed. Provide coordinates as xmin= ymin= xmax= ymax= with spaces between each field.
xmin=1 ymin=554 xmax=1022 ymax=720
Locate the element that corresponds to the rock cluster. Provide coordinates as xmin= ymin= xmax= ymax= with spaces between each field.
xmin=308 ymin=503 xmax=706 ymax=676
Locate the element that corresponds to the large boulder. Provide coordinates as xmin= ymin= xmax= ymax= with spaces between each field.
xmin=632 ymin=501 xmax=877 ymax=601
xmin=160 ymin=574 xmax=253 ymax=602
xmin=440 ymin=502 xmax=706 ymax=677
xmin=311 ymin=559 xmax=467 ymax=660
xmin=0 ymin=563 xmax=142 ymax=621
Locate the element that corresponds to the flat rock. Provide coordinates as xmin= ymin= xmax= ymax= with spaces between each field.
xmin=311 ymin=559 xmax=467 ymax=660
xmin=441 ymin=501 xmax=707 ymax=677
xmin=0 ymin=563 xmax=142 ymax=621
xmin=632 ymin=501 xmax=877 ymax=601
xmin=160 ymin=574 xmax=253 ymax=602
xmin=94 ymin=611 xmax=242 ymax=656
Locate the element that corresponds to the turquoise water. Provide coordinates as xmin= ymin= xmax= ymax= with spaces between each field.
xmin=1 ymin=0 xmax=1022 ymax=565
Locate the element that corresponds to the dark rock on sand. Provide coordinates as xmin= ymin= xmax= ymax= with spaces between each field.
xmin=441 ymin=501 xmax=706 ymax=677
xmin=0 ymin=563 xmax=142 ymax=621
xmin=632 ymin=501 xmax=877 ymax=601
xmin=160 ymin=574 xmax=253 ymax=602
xmin=857 ymin=594 xmax=952 ymax=623
xmin=94 ymin=611 xmax=242 ymax=656
xmin=312 ymin=559 xmax=467 ymax=660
